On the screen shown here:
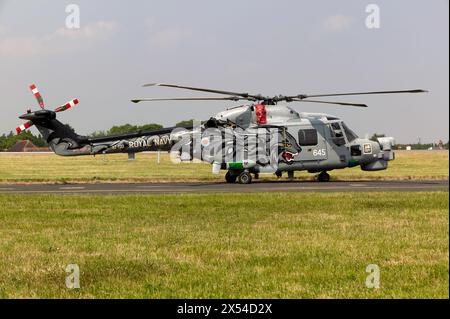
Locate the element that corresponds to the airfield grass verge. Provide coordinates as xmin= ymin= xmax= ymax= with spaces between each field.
xmin=0 ymin=191 xmax=448 ymax=298
xmin=0 ymin=150 xmax=448 ymax=183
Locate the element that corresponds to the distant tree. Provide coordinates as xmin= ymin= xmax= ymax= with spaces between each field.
xmin=30 ymin=133 xmax=47 ymax=147
xmin=108 ymin=124 xmax=138 ymax=136
xmin=90 ymin=123 xmax=164 ymax=137
xmin=176 ymin=119 xmax=194 ymax=127
xmin=0 ymin=131 xmax=47 ymax=150
xmin=370 ymin=133 xmax=385 ymax=141
xmin=395 ymin=143 xmax=435 ymax=150
xmin=89 ymin=130 xmax=108 ymax=138
xmin=137 ymin=124 xmax=163 ymax=132
xmin=0 ymin=134 xmax=6 ymax=150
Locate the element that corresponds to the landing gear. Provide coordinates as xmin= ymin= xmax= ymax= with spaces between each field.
xmin=225 ymin=170 xmax=253 ymax=184
xmin=275 ymin=171 xmax=282 ymax=178
xmin=287 ymin=171 xmax=294 ymax=179
xmin=318 ymin=171 xmax=330 ymax=182
xmin=237 ymin=171 xmax=252 ymax=184
xmin=225 ymin=171 xmax=237 ymax=183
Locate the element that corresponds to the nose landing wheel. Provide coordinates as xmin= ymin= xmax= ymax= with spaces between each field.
xmin=318 ymin=171 xmax=330 ymax=182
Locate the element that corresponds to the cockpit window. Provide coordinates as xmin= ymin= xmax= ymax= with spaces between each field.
xmin=342 ymin=123 xmax=358 ymax=142
xmin=328 ymin=123 xmax=345 ymax=146
xmin=331 ymin=123 xmax=341 ymax=131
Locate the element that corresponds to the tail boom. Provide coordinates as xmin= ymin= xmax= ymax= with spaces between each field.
xmin=33 ymin=117 xmax=175 ymax=156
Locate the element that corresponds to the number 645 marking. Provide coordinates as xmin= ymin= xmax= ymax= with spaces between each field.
xmin=313 ymin=149 xmax=326 ymax=156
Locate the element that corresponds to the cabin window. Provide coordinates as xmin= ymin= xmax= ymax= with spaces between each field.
xmin=298 ymin=129 xmax=318 ymax=146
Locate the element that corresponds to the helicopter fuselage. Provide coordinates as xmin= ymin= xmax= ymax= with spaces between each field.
xmin=170 ymin=103 xmax=396 ymax=182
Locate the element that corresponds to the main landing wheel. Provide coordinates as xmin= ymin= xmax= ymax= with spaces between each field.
xmin=318 ymin=171 xmax=330 ymax=182
xmin=225 ymin=171 xmax=237 ymax=183
xmin=238 ymin=171 xmax=252 ymax=184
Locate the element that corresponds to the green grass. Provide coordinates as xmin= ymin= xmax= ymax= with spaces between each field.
xmin=0 ymin=192 xmax=447 ymax=298
xmin=0 ymin=150 xmax=448 ymax=183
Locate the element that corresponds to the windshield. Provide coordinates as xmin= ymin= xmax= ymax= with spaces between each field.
xmin=342 ymin=123 xmax=358 ymax=142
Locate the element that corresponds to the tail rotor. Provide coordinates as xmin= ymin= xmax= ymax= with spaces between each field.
xmin=15 ymin=84 xmax=79 ymax=134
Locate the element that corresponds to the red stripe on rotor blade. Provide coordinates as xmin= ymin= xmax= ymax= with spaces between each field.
xmin=54 ymin=99 xmax=78 ymax=112
xmin=15 ymin=121 xmax=32 ymax=134
xmin=29 ymin=84 xmax=45 ymax=108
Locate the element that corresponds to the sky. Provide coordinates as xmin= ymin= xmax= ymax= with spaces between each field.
xmin=0 ymin=0 xmax=448 ymax=143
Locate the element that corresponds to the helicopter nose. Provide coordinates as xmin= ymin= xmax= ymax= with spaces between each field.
xmin=377 ymin=137 xmax=395 ymax=151
xmin=377 ymin=137 xmax=396 ymax=161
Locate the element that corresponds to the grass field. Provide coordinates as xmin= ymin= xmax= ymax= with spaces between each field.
xmin=0 ymin=150 xmax=448 ymax=183
xmin=0 ymin=192 xmax=448 ymax=298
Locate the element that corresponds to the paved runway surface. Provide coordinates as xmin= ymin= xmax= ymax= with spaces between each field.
xmin=0 ymin=180 xmax=447 ymax=195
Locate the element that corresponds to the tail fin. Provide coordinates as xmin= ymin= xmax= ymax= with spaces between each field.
xmin=21 ymin=110 xmax=90 ymax=156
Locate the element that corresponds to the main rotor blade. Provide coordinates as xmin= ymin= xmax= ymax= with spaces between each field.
xmin=292 ymin=99 xmax=368 ymax=107
xmin=142 ymin=83 xmax=260 ymax=100
xmin=299 ymin=89 xmax=428 ymax=99
xmin=131 ymin=96 xmax=242 ymax=103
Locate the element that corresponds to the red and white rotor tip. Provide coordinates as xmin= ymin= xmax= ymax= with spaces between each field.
xmin=54 ymin=99 xmax=79 ymax=113
xmin=29 ymin=84 xmax=45 ymax=109
xmin=15 ymin=121 xmax=33 ymax=134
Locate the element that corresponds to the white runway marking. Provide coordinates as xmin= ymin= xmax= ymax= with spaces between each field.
xmin=59 ymin=186 xmax=86 ymax=190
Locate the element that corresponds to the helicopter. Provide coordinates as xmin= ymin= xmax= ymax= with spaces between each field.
xmin=14 ymin=83 xmax=427 ymax=184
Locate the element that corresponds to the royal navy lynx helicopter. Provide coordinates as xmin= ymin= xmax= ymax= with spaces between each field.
xmin=14 ymin=83 xmax=426 ymax=184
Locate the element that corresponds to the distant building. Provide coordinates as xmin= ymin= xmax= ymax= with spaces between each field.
xmin=8 ymin=140 xmax=50 ymax=152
